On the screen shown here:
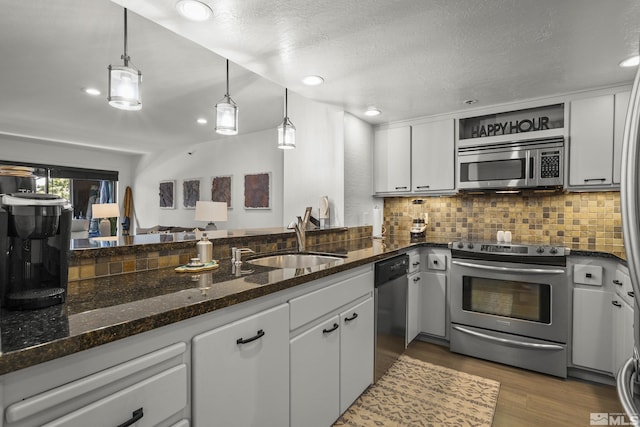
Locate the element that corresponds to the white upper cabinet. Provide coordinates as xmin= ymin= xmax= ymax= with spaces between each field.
xmin=614 ymin=91 xmax=631 ymax=184
xmin=411 ymin=119 xmax=455 ymax=192
xmin=569 ymin=92 xmax=630 ymax=188
xmin=373 ymin=126 xmax=411 ymax=193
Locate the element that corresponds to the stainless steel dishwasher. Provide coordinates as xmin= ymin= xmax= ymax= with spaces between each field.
xmin=374 ymin=254 xmax=409 ymax=382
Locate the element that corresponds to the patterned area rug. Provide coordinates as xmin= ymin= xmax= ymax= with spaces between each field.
xmin=334 ymin=354 xmax=500 ymax=427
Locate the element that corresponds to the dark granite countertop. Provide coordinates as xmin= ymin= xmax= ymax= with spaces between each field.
xmin=0 ymin=236 xmax=448 ymax=376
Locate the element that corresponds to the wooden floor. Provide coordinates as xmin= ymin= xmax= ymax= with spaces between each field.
xmin=405 ymin=341 xmax=624 ymax=427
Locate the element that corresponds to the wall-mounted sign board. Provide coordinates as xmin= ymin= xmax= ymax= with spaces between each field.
xmin=459 ymin=103 xmax=564 ymax=140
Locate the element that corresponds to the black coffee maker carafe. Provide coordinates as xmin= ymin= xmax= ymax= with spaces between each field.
xmin=0 ymin=193 xmax=72 ymax=310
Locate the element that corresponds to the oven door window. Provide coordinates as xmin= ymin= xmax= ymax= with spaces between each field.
xmin=459 ymin=158 xmax=526 ymax=183
xmin=462 ymin=276 xmax=551 ymax=323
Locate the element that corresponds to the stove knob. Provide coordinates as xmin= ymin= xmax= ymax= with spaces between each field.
xmin=457 ymin=242 xmax=464 ymax=249
xmin=467 ymin=243 xmax=474 ymax=249
xmin=549 ymin=247 xmax=558 ymax=254
xmin=536 ymin=246 xmax=545 ymax=254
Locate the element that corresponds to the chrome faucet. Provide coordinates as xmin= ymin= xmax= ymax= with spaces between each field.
xmin=291 ymin=207 xmax=312 ymax=252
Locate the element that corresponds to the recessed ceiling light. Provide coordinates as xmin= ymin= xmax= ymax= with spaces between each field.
xmin=82 ymin=87 xmax=101 ymax=96
xmin=197 ymin=118 xmax=208 ymax=125
xmin=176 ymin=0 xmax=213 ymax=21
xmin=620 ymin=55 xmax=640 ymax=68
xmin=464 ymin=99 xmax=478 ymax=105
xmin=302 ymin=75 xmax=324 ymax=86
xmin=364 ymin=107 xmax=381 ymax=116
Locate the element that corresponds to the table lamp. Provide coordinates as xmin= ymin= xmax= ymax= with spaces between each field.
xmin=92 ymin=203 xmax=120 ymax=236
xmin=195 ymin=201 xmax=228 ymax=230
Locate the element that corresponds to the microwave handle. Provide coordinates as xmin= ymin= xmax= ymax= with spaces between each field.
xmin=529 ymin=156 xmax=535 ymax=180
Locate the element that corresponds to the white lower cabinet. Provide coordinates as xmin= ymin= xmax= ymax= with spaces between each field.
xmin=420 ymin=271 xmax=447 ymax=337
xmin=339 ymin=298 xmax=375 ymax=414
xmin=290 ymin=297 xmax=374 ymax=427
xmin=407 ymin=271 xmax=422 ymax=344
xmin=4 ymin=342 xmax=188 ymax=427
xmin=613 ymin=297 xmax=634 ymax=376
xmin=290 ymin=316 xmax=341 ymax=427
xmin=572 ymin=287 xmax=613 ymax=373
xmin=192 ymin=304 xmax=290 ymax=427
xmin=42 ymin=365 xmax=187 ymax=427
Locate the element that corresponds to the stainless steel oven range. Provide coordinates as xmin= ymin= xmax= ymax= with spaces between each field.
xmin=449 ymin=241 xmax=570 ymax=378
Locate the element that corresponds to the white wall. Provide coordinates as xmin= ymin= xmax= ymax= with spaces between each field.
xmin=283 ymin=92 xmax=345 ymax=226
xmin=343 ymin=113 xmax=375 ymax=227
xmin=0 ymin=133 xmax=137 ymax=206
xmin=132 ymin=128 xmax=284 ymax=230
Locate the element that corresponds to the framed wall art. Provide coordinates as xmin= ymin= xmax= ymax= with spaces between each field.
xmin=211 ymin=175 xmax=232 ymax=208
xmin=182 ymin=178 xmax=200 ymax=209
xmin=244 ymin=172 xmax=271 ymax=209
xmin=159 ymin=180 xmax=175 ymax=209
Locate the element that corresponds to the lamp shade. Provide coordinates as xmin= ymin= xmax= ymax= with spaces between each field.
xmin=92 ymin=203 xmax=120 ymax=219
xmin=108 ymin=65 xmax=142 ymax=111
xmin=215 ymin=96 xmax=238 ymax=135
xmin=195 ymin=201 xmax=228 ymax=225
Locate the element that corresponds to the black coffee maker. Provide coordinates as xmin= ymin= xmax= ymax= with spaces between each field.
xmin=0 ymin=193 xmax=72 ymax=310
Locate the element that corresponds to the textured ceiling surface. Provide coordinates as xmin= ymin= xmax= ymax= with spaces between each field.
xmin=3 ymin=0 xmax=640 ymax=154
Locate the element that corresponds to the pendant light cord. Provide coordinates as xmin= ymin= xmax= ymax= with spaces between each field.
xmin=122 ymin=8 xmax=130 ymax=66
xmin=225 ymin=59 xmax=230 ymax=97
xmin=284 ymin=88 xmax=288 ymax=118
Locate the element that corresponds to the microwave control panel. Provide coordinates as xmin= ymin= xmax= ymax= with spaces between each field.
xmin=540 ymin=150 xmax=561 ymax=178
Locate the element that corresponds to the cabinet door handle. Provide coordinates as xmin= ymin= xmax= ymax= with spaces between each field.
xmin=412 ymin=262 xmax=420 ymax=267
xmin=613 ymin=279 xmax=623 ymax=286
xmin=344 ymin=313 xmax=358 ymax=322
xmin=236 ymin=329 xmax=265 ymax=345
xmin=413 ymin=276 xmax=421 ymax=283
xmin=584 ymin=178 xmax=607 ymax=182
xmin=433 ymin=260 xmax=438 ymax=265
xmin=612 ymin=300 xmax=622 ymax=308
xmin=117 ymin=408 xmax=144 ymax=427
xmin=629 ymin=291 xmax=635 ymax=298
xmin=416 ymin=185 xmax=430 ymax=189
xmin=323 ymin=323 xmax=339 ymax=334
xmin=395 ymin=186 xmax=408 ymax=190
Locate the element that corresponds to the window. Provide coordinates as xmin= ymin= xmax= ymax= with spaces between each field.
xmin=1 ymin=161 xmax=118 ymax=225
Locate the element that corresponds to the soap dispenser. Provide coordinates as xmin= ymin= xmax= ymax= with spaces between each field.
xmin=197 ymin=233 xmax=213 ymax=264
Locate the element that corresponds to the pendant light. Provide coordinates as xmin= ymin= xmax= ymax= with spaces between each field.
xmin=215 ymin=59 xmax=239 ymax=135
xmin=278 ymin=88 xmax=296 ymax=149
xmin=108 ymin=8 xmax=142 ymax=111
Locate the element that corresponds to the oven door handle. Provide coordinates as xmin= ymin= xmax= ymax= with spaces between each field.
xmin=452 ymin=325 xmax=565 ymax=350
xmin=451 ymin=260 xmax=565 ymax=275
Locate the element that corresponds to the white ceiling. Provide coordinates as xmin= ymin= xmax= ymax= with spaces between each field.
xmin=3 ymin=0 xmax=640 ymax=155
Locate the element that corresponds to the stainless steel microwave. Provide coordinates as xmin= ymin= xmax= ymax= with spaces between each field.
xmin=457 ymin=137 xmax=564 ymax=190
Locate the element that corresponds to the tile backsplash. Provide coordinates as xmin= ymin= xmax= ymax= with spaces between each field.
xmin=384 ymin=191 xmax=625 ymax=258
xmin=68 ymin=226 xmax=372 ymax=281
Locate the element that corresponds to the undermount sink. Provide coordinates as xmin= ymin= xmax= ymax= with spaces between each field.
xmin=246 ymin=252 xmax=346 ymax=269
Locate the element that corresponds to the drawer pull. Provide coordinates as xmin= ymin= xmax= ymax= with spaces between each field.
xmin=395 ymin=186 xmax=408 ymax=190
xmin=413 ymin=277 xmax=421 ymax=283
xmin=344 ymin=313 xmax=359 ymax=322
xmin=629 ymin=291 xmax=635 ymax=298
xmin=417 ymin=185 xmax=430 ymax=189
xmin=117 ymin=408 xmax=144 ymax=427
xmin=433 ymin=260 xmax=438 ymax=265
xmin=323 ymin=323 xmax=339 ymax=334
xmin=412 ymin=262 xmax=420 ymax=267
xmin=236 ymin=329 xmax=265 ymax=345
xmin=585 ymin=273 xmax=593 ymax=278
xmin=612 ymin=300 xmax=622 ymax=308
xmin=614 ymin=279 xmax=623 ymax=286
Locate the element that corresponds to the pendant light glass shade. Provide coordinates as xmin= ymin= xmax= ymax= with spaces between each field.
xmin=108 ymin=65 xmax=142 ymax=111
xmin=278 ymin=88 xmax=296 ymax=149
xmin=215 ymin=59 xmax=238 ymax=135
xmin=108 ymin=8 xmax=142 ymax=111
